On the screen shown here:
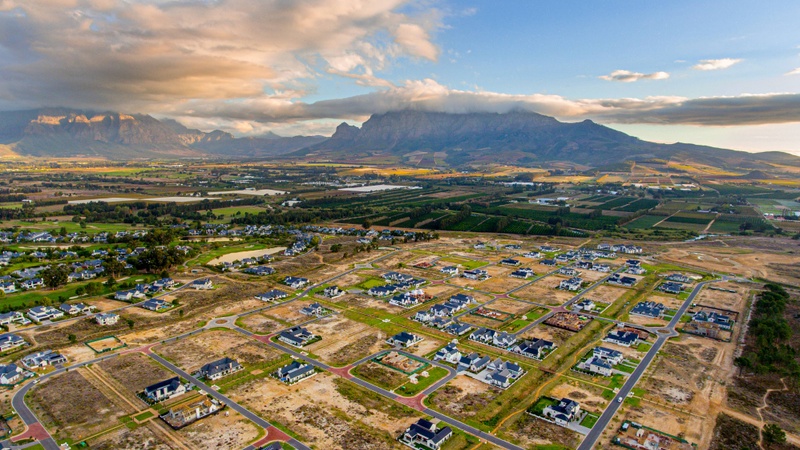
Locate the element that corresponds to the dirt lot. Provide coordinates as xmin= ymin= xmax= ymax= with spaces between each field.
xmin=354 ymin=361 xmax=408 ymax=389
xmin=373 ymin=250 xmax=417 ymax=270
xmin=502 ymin=410 xmax=581 ymax=450
xmin=99 ymin=352 xmax=175 ymax=394
xmin=87 ymin=335 xmax=125 ymax=352
xmin=580 ymin=269 xmax=612 ymax=282
xmin=305 ymin=316 xmax=390 ymax=363
xmin=461 ymin=312 xmax=511 ymax=329
xmin=406 ymin=336 xmax=443 ymax=358
xmin=428 ymin=375 xmax=499 ymax=421
xmin=85 ymin=297 xmax=132 ymax=312
xmin=28 ymin=369 xmax=126 ymax=442
xmin=155 ymin=329 xmax=282 ymax=373
xmin=597 ymin=403 xmax=699 ymax=450
xmin=264 ymin=299 xmax=316 ymax=325
xmin=626 ymin=313 xmax=669 ymax=327
xmin=694 ymin=282 xmax=749 ymax=312
xmin=90 ymin=423 xmax=172 ymax=450
xmin=585 ymin=285 xmax=628 ymax=304
xmin=228 ymin=372 xmax=419 ymax=449
xmin=512 ymin=279 xmax=574 ymax=306
xmin=520 ymin=324 xmax=575 ymax=348
xmin=422 ymin=283 xmax=462 ymax=300
xmin=549 ymin=380 xmax=609 ymax=413
xmin=477 ymin=275 xmax=530 ymax=294
xmin=178 ymin=409 xmax=260 ymax=449
xmin=660 ymin=243 xmax=800 ymax=285
xmin=491 ymin=298 xmax=538 ymax=315
xmin=344 ymin=294 xmax=401 ymax=313
xmin=236 ymin=312 xmax=284 ymax=334
xmin=647 ymin=294 xmax=686 ymax=310
xmin=331 ymin=272 xmax=368 ymax=290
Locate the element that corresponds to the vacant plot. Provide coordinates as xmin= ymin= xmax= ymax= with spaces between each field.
xmin=178 ymin=408 xmax=260 ymax=449
xmin=549 ymin=380 xmax=608 ymax=413
xmin=228 ymin=372 xmax=419 ymax=449
xmin=326 ymin=333 xmax=386 ymax=366
xmin=86 ymin=335 xmax=126 ymax=353
xmin=353 ymin=361 xmax=408 ymax=390
xmin=237 ymin=312 xmax=284 ymax=334
xmin=264 ymin=300 xmax=316 ymax=325
xmin=491 ymin=298 xmax=538 ymax=315
xmin=694 ymin=282 xmax=748 ymax=312
xmin=427 ymin=375 xmax=498 ymax=422
xmin=155 ymin=329 xmax=281 ymax=373
xmin=513 ymin=280 xmax=574 ymax=306
xmin=344 ymin=295 xmax=399 ymax=313
xmin=502 ymin=410 xmax=581 ymax=450
xmin=586 ymin=285 xmax=628 ymax=304
xmin=520 ymin=324 xmax=574 ymax=348
xmin=90 ymin=423 xmax=172 ymax=450
xmin=98 ymin=352 xmax=174 ymax=394
xmin=373 ymin=251 xmax=416 ymax=269
xmin=423 ymin=283 xmax=462 ymax=300
xmin=28 ymin=370 xmax=125 ymax=442
xmin=304 ymin=315 xmax=389 ymax=363
xmin=477 ymin=275 xmax=530 ymax=294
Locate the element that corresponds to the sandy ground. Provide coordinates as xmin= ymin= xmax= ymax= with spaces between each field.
xmin=345 ymin=295 xmax=400 ymax=313
xmin=428 ymin=375 xmax=498 ymax=421
xmin=520 ymin=324 xmax=575 ymax=348
xmin=513 ymin=280 xmax=574 ymax=306
xmin=228 ymin=372 xmax=419 ymax=449
xmin=60 ymin=343 xmax=103 ymax=365
xmin=491 ymin=298 xmax=538 ymax=315
xmin=155 ymin=329 xmax=281 ymax=373
xmin=694 ymin=282 xmax=749 ymax=311
xmin=305 ymin=316 xmax=389 ymax=361
xmin=207 ymin=247 xmax=285 ymax=265
xmin=87 ymin=336 xmax=125 ymax=352
xmin=585 ymin=285 xmax=628 ymax=304
xmin=264 ymin=300 xmax=315 ymax=324
xmin=90 ymin=424 xmax=172 ymax=450
xmin=478 ymin=275 xmax=531 ymax=294
xmin=98 ymin=352 xmax=175 ymax=393
xmin=178 ymin=409 xmax=260 ymax=449
xmin=373 ymin=251 xmax=417 ymax=269
xmin=550 ymin=380 xmax=609 ymax=413
xmin=660 ymin=245 xmax=800 ymax=285
xmin=648 ymin=294 xmax=686 ymax=310
xmin=237 ymin=312 xmax=284 ymax=334
xmin=406 ymin=336 xmax=444 ymax=358
xmin=85 ymin=297 xmax=132 ymax=312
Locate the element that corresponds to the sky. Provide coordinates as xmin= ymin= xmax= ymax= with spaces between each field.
xmin=1 ymin=0 xmax=799 ymax=154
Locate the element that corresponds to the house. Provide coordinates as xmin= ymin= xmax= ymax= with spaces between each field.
xmin=488 ymin=371 xmax=512 ymax=388
xmin=493 ymin=331 xmax=517 ymax=348
xmin=604 ymin=330 xmax=640 ymax=347
xmin=524 ymin=251 xmax=542 ymax=259
xmin=573 ymin=299 xmax=596 ymax=312
xmin=511 ymin=338 xmax=555 ymax=360
xmin=163 ymin=397 xmax=220 ymax=428
xmin=434 ymin=343 xmax=461 ymax=364
xmin=190 ymin=278 xmax=213 ymax=290
xmin=440 ymin=266 xmax=458 ymax=275
xmin=658 ymin=281 xmax=684 ymax=294
xmin=0 ymin=282 xmax=15 ymax=294
xmin=20 ymin=278 xmax=44 ymax=290
xmin=607 ymin=274 xmax=637 ymax=287
xmin=96 ymin=312 xmax=119 ymax=325
xmin=283 ymin=276 xmax=309 ymax=289
xmin=21 ymin=350 xmax=67 ymax=369
xmin=323 ymin=286 xmax=344 ymax=298
xmin=143 ymin=377 xmax=186 ymax=402
xmin=0 ymin=333 xmax=26 ymax=352
xmin=367 ymin=285 xmax=396 ymax=297
xmin=197 ymin=357 xmax=243 ymax=381
xmin=142 ymin=298 xmax=171 ymax=312
xmin=398 ymin=418 xmax=452 ymax=450
xmin=278 ymin=326 xmax=315 ymax=347
xmin=500 ymin=258 xmax=520 ymax=267
xmin=383 ymin=271 xmax=414 ymax=283
xmin=387 ymin=331 xmax=422 ymax=348
xmin=0 ymin=311 xmax=29 ymax=327
xmin=0 ymin=364 xmax=25 ymax=385
xmin=458 ymin=353 xmax=491 ymax=372
xmin=559 ymin=277 xmax=583 ymax=291
xmin=300 ymin=302 xmax=326 ymax=316
xmin=444 ymin=322 xmax=472 ymax=336
xmin=27 ymin=306 xmax=64 ymax=323
xmin=692 ymin=311 xmax=733 ymax=330
xmin=586 ymin=357 xmax=613 ymax=376
xmin=540 ymin=259 xmax=556 ymax=266
xmin=243 ymin=266 xmax=275 ymax=276
xmin=469 ymin=327 xmax=496 ymax=344
xmin=115 ymin=289 xmax=146 ymax=301
xmin=59 ymin=303 xmax=95 ymax=315
xmin=543 ymin=398 xmax=581 ymax=426
xmin=593 ymin=346 xmax=624 ymax=364
xmin=275 ymin=361 xmax=315 ymax=384
xmin=627 ymin=266 xmax=647 ymax=275
xmin=255 ymin=289 xmax=289 ymax=302
xmin=462 ymin=269 xmax=489 ymax=280
xmin=666 ymin=273 xmax=692 ymax=283
xmin=559 ymin=267 xmax=579 ymax=276
xmin=630 ymin=301 xmax=665 ymax=318
xmin=510 ymin=268 xmax=535 ymax=279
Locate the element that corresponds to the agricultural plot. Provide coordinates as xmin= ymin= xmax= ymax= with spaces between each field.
xmin=624 ymin=214 xmax=666 ymax=229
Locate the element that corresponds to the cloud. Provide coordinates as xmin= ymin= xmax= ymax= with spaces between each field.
xmin=599 ymin=70 xmax=670 ymax=82
xmin=170 ymin=79 xmax=800 ymax=133
xmin=786 ymin=68 xmax=800 ymax=76
xmin=0 ymin=0 xmax=441 ymax=111
xmin=692 ymin=58 xmax=742 ymax=71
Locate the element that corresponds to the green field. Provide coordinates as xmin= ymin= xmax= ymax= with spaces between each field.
xmin=396 ymin=367 xmax=449 ymax=396
xmin=623 ymin=215 xmax=665 ymax=229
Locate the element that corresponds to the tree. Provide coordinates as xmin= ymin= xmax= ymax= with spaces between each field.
xmin=125 ymin=318 xmax=135 ymax=330
xmin=68 ymin=334 xmax=77 ymax=344
xmin=41 ymin=265 xmax=70 ymax=290
xmin=84 ymin=282 xmax=102 ymax=296
xmin=103 ymin=257 xmax=125 ymax=277
xmin=179 ymin=309 xmax=184 ymax=318
xmin=763 ymin=423 xmax=786 ymax=446
xmin=330 ymin=243 xmax=342 ymax=253
xmin=105 ymin=276 xmax=117 ymax=289
xmin=362 ymin=219 xmax=372 ymax=229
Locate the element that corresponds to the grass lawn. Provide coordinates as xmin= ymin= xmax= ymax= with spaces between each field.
xmin=133 ymin=411 xmax=154 ymax=421
xmin=0 ymin=274 xmax=158 ymax=310
xmin=192 ymin=242 xmax=271 ymax=265
xmin=438 ymin=257 xmax=488 ymax=270
xmin=527 ymin=396 xmax=558 ymax=416
xmin=580 ymin=413 xmax=599 ymax=429
xmin=501 ymin=308 xmax=546 ymax=333
xmin=396 ymin=367 xmax=449 ymax=396
xmin=2 ymin=219 xmax=136 ymax=234
xmin=636 ymin=342 xmax=652 ymax=352
xmin=355 ymin=276 xmax=386 ymax=290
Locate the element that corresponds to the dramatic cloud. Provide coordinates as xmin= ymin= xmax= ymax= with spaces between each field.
xmin=692 ymin=58 xmax=742 ymax=71
xmin=599 ymin=70 xmax=670 ymax=82
xmin=0 ymin=0 xmax=441 ymax=111
xmin=170 ymin=79 xmax=800 ymax=133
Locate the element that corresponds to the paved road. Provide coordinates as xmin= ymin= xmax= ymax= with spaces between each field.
xmin=146 ymin=352 xmax=311 ymax=450
xmin=576 ymin=279 xmax=714 ymax=450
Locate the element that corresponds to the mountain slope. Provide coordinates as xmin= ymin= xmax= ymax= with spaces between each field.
xmin=300 ymin=110 xmax=800 ymax=167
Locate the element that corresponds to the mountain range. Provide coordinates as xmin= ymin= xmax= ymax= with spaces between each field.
xmin=1 ymin=108 xmax=798 ymax=168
